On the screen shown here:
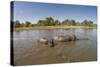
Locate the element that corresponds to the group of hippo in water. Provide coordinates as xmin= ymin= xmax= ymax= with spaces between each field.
xmin=38 ymin=34 xmax=89 ymax=47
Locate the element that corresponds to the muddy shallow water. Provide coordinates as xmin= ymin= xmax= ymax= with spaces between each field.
xmin=13 ymin=28 xmax=97 ymax=66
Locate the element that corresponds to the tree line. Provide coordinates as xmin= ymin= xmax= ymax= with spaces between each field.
xmin=12 ymin=16 xmax=97 ymax=28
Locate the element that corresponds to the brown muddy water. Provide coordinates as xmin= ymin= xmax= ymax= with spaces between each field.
xmin=13 ymin=28 xmax=97 ymax=66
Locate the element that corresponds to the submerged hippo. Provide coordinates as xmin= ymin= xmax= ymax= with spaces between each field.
xmin=38 ymin=34 xmax=88 ymax=47
xmin=53 ymin=35 xmax=66 ymax=42
xmin=53 ymin=34 xmax=88 ymax=42
xmin=38 ymin=37 xmax=56 ymax=47
xmin=38 ymin=37 xmax=48 ymax=44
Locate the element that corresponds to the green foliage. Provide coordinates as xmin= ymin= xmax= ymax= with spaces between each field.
xmin=81 ymin=19 xmax=94 ymax=26
xmin=70 ymin=20 xmax=76 ymax=25
xmin=62 ymin=19 xmax=69 ymax=25
xmin=38 ymin=17 xmax=55 ymax=26
xmin=62 ymin=19 xmax=76 ymax=25
xmin=54 ymin=20 xmax=60 ymax=25
xmin=20 ymin=23 xmax=25 ymax=27
xmin=45 ymin=17 xmax=54 ymax=25
xmin=38 ymin=20 xmax=42 ymax=24
xmin=14 ymin=20 xmax=21 ymax=28
xmin=13 ymin=17 xmax=96 ymax=28
xmin=75 ymin=21 xmax=80 ymax=26
xmin=25 ymin=21 xmax=31 ymax=27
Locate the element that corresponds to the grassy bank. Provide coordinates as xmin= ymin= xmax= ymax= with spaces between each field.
xmin=13 ymin=25 xmax=97 ymax=31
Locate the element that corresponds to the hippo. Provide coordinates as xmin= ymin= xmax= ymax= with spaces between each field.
xmin=65 ymin=34 xmax=77 ymax=41
xmin=38 ymin=37 xmax=48 ymax=45
xmin=53 ymin=34 xmax=88 ymax=42
xmin=53 ymin=35 xmax=67 ymax=42
xmin=38 ymin=34 xmax=88 ymax=47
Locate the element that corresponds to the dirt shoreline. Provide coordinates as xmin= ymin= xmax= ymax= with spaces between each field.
xmin=13 ymin=26 xmax=97 ymax=31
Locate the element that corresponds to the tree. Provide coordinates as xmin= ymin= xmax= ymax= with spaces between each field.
xmin=46 ymin=17 xmax=54 ymax=23
xmin=38 ymin=20 xmax=42 ymax=24
xmin=45 ymin=17 xmax=54 ymax=25
xmin=75 ymin=21 xmax=80 ymax=26
xmin=25 ymin=21 xmax=31 ymax=27
xmin=88 ymin=20 xmax=93 ymax=26
xmin=38 ymin=17 xmax=55 ymax=26
xmin=70 ymin=19 xmax=76 ymax=25
xmin=81 ymin=20 xmax=94 ymax=26
xmin=20 ymin=23 xmax=25 ymax=27
xmin=38 ymin=20 xmax=42 ymax=25
xmin=54 ymin=20 xmax=60 ymax=25
xmin=62 ymin=19 xmax=70 ymax=25
xmin=14 ymin=20 xmax=20 ymax=28
xmin=62 ymin=19 xmax=76 ymax=26
xmin=81 ymin=19 xmax=87 ymax=25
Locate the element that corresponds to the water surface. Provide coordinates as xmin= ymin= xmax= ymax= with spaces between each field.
xmin=13 ymin=28 xmax=97 ymax=65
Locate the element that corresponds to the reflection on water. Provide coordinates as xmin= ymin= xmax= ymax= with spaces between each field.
xmin=13 ymin=28 xmax=97 ymax=65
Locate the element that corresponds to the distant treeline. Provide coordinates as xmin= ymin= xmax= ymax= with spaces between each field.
xmin=11 ymin=17 xmax=97 ymax=28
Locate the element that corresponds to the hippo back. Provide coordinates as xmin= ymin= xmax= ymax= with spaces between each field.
xmin=39 ymin=38 xmax=48 ymax=44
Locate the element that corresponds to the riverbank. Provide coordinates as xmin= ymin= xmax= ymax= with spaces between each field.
xmin=13 ymin=25 xmax=97 ymax=31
